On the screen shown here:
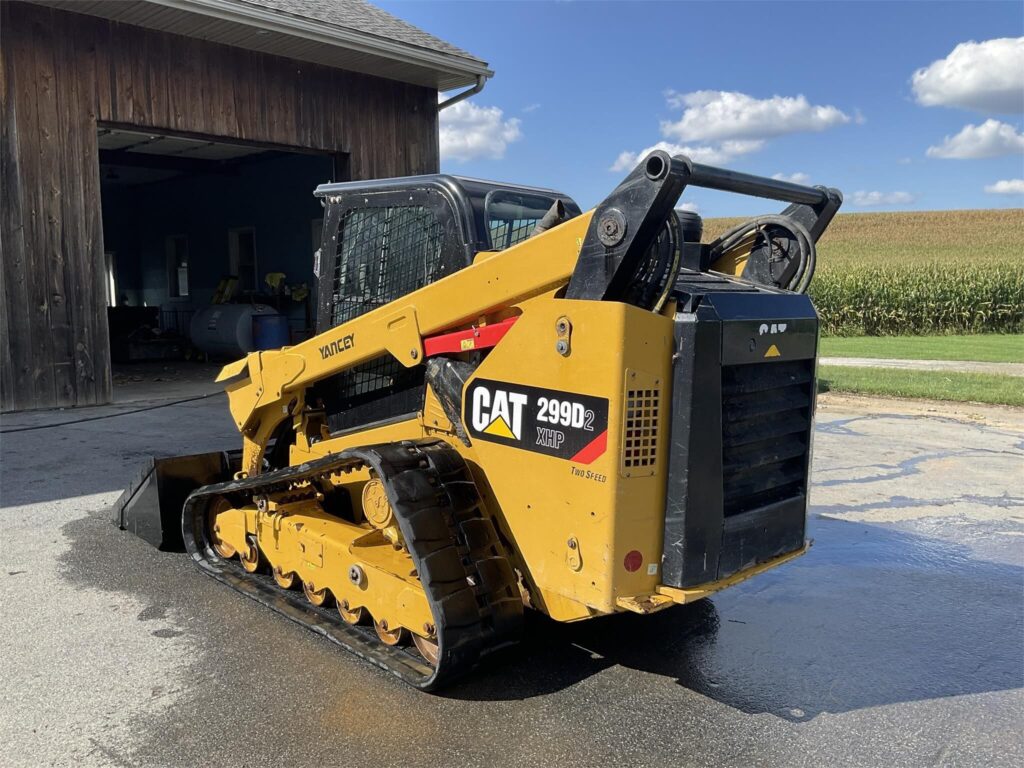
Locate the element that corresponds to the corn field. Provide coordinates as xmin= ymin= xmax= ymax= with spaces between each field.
xmin=808 ymin=263 xmax=1024 ymax=335
xmin=705 ymin=208 xmax=1024 ymax=336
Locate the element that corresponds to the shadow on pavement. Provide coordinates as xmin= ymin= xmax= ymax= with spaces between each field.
xmin=53 ymin=497 xmax=1023 ymax=724
xmin=449 ymin=515 xmax=1024 ymax=720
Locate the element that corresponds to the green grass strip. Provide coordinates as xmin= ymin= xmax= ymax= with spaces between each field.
xmin=817 ymin=365 xmax=1024 ymax=407
xmin=819 ymin=335 xmax=1024 ymax=363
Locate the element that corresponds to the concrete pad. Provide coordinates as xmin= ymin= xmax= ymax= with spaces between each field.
xmin=1 ymin=393 xmax=1021 ymax=767
xmin=112 ymin=361 xmax=225 ymax=403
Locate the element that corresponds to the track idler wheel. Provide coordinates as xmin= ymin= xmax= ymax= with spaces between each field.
xmin=413 ymin=632 xmax=439 ymax=667
xmin=303 ymin=581 xmax=330 ymax=607
xmin=374 ymin=619 xmax=408 ymax=647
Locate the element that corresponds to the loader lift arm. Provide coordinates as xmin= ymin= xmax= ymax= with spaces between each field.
xmin=217 ymin=204 xmax=596 ymax=476
xmin=218 ymin=150 xmax=841 ymax=478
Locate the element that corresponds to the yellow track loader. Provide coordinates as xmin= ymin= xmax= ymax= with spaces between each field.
xmin=115 ymin=151 xmax=842 ymax=689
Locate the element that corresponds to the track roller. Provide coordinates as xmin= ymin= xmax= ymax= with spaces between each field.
xmin=240 ymin=539 xmax=260 ymax=573
xmin=303 ymin=581 xmax=330 ymax=606
xmin=374 ymin=618 xmax=408 ymax=646
xmin=338 ymin=600 xmax=366 ymax=625
xmin=207 ymin=497 xmax=236 ymax=559
xmin=273 ymin=567 xmax=296 ymax=589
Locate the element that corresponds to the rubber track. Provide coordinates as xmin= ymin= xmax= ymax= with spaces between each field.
xmin=181 ymin=439 xmax=523 ymax=690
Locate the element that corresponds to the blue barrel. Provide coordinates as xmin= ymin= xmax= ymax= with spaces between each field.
xmin=251 ymin=312 xmax=290 ymax=350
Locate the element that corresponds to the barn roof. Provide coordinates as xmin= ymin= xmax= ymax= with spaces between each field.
xmin=253 ymin=0 xmax=481 ymax=60
xmin=29 ymin=0 xmax=492 ymax=91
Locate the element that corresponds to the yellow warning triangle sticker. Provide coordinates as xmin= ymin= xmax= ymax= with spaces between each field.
xmin=764 ymin=344 xmax=781 ymax=358
xmin=483 ymin=415 xmax=516 ymax=439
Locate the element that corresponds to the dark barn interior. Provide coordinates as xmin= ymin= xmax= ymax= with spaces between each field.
xmin=98 ymin=127 xmax=334 ymax=359
xmin=1 ymin=0 xmax=490 ymax=411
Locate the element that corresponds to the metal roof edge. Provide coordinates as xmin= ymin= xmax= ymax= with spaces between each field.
xmin=151 ymin=0 xmax=493 ymax=83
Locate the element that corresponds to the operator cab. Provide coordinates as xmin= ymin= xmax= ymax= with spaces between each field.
xmin=311 ymin=175 xmax=581 ymax=433
xmin=313 ymin=174 xmax=581 ymax=333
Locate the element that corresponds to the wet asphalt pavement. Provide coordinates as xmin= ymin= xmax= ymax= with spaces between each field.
xmin=1 ymin=393 xmax=1022 ymax=767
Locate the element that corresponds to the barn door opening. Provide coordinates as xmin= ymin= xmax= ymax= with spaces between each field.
xmin=96 ymin=125 xmax=341 ymax=401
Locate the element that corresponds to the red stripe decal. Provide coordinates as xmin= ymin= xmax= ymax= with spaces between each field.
xmin=424 ymin=316 xmax=519 ymax=357
xmin=570 ymin=429 xmax=608 ymax=465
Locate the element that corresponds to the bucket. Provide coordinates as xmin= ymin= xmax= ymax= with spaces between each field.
xmin=252 ymin=312 xmax=290 ymax=350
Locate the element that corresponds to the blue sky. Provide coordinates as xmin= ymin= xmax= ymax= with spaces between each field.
xmin=379 ymin=0 xmax=1024 ymax=216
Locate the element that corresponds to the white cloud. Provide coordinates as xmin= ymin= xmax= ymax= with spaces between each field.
xmin=772 ymin=172 xmax=811 ymax=185
xmin=613 ymin=91 xmax=852 ymax=173
xmin=926 ymin=119 xmax=1024 ymax=159
xmin=850 ymin=190 xmax=916 ymax=207
xmin=608 ymin=152 xmax=639 ymax=172
xmin=522 ymin=103 xmax=541 ymax=113
xmin=716 ymin=139 xmax=766 ymax=156
xmin=661 ymin=90 xmax=850 ymax=143
xmin=439 ymin=100 xmax=522 ymax=162
xmin=985 ymin=178 xmax=1024 ymax=194
xmin=676 ymin=202 xmax=700 ymax=214
xmin=609 ymin=139 xmax=764 ymax=172
xmin=912 ymin=37 xmax=1024 ymax=113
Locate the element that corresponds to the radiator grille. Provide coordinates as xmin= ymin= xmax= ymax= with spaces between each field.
xmin=721 ymin=359 xmax=814 ymax=517
xmin=622 ymin=374 xmax=660 ymax=476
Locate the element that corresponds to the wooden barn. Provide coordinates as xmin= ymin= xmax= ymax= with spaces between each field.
xmin=0 ymin=0 xmax=490 ymax=411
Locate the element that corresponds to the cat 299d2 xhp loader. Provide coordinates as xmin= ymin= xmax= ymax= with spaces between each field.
xmin=115 ymin=150 xmax=842 ymax=689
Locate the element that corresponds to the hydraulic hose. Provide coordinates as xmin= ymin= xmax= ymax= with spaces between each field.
xmin=708 ymin=214 xmax=817 ymax=294
xmin=652 ymin=212 xmax=683 ymax=313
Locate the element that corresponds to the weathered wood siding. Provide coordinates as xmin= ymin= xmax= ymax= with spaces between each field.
xmin=0 ymin=1 xmax=440 ymax=411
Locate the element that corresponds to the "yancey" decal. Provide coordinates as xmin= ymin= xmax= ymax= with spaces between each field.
xmin=319 ymin=333 xmax=355 ymax=360
xmin=464 ymin=379 xmax=609 ymax=463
